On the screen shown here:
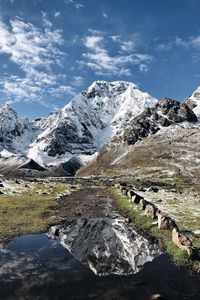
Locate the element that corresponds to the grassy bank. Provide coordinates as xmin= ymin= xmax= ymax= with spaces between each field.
xmin=0 ymin=182 xmax=69 ymax=241
xmin=109 ymin=188 xmax=200 ymax=273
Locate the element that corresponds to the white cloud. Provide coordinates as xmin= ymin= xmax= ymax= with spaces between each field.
xmin=120 ymin=40 xmax=136 ymax=52
xmin=190 ymin=36 xmax=200 ymax=49
xmin=157 ymin=35 xmax=200 ymax=52
xmin=49 ymin=85 xmax=76 ymax=97
xmin=102 ymin=12 xmax=108 ymax=19
xmin=88 ymin=28 xmax=102 ymax=35
xmin=0 ymin=16 xmax=73 ymax=107
xmin=110 ymin=35 xmax=136 ymax=52
xmin=54 ymin=11 xmax=61 ymax=18
xmin=85 ymin=36 xmax=104 ymax=51
xmin=110 ymin=35 xmax=120 ymax=42
xmin=139 ymin=64 xmax=149 ymax=72
xmin=79 ymin=34 xmax=152 ymax=76
xmin=174 ymin=37 xmax=188 ymax=48
xmin=156 ymin=42 xmax=173 ymax=51
xmin=65 ymin=0 xmax=84 ymax=9
xmin=72 ymin=76 xmax=84 ymax=86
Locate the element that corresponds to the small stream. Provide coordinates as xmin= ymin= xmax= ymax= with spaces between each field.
xmin=0 ymin=233 xmax=200 ymax=300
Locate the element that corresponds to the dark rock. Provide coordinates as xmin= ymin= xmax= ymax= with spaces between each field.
xmin=157 ymin=213 xmax=177 ymax=230
xmin=124 ymin=98 xmax=198 ymax=145
xmin=132 ymin=193 xmax=143 ymax=204
xmin=127 ymin=189 xmax=135 ymax=199
xmin=14 ymin=179 xmax=21 ymax=184
xmin=50 ymin=225 xmax=60 ymax=237
xmin=147 ymin=186 xmax=159 ymax=192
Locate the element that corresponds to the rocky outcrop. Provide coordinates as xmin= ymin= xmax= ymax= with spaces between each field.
xmin=124 ymin=98 xmax=198 ymax=145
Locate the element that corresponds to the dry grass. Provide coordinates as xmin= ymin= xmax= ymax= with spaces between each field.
xmin=0 ymin=182 xmax=69 ymax=241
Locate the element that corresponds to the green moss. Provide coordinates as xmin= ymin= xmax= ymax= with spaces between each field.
xmin=108 ymin=188 xmax=200 ymax=272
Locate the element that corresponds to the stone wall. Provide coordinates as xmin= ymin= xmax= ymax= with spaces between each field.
xmin=116 ymin=183 xmax=198 ymax=258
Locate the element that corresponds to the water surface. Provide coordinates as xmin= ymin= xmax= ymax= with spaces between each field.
xmin=0 ymin=234 xmax=199 ymax=300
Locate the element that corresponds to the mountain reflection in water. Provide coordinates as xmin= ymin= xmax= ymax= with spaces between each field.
xmin=0 ymin=234 xmax=199 ymax=300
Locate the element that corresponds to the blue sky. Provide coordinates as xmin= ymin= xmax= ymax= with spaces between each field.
xmin=1 ymin=0 xmax=200 ymax=119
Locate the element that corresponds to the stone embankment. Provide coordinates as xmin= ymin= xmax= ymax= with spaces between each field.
xmin=116 ymin=183 xmax=199 ymax=258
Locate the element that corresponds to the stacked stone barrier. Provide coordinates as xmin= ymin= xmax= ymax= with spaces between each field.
xmin=115 ymin=183 xmax=198 ymax=259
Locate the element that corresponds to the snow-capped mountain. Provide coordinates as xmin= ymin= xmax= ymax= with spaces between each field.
xmin=0 ymin=80 xmax=199 ymax=176
xmin=186 ymin=86 xmax=200 ymax=118
xmin=28 ymin=81 xmax=158 ymax=166
xmin=0 ymin=103 xmax=42 ymax=156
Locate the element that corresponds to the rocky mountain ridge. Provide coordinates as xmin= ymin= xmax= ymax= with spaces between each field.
xmin=28 ymin=80 xmax=158 ymax=166
xmin=0 ymin=81 xmax=199 ymax=176
xmin=0 ymin=81 xmax=158 ymax=168
xmin=123 ymin=97 xmax=197 ymax=145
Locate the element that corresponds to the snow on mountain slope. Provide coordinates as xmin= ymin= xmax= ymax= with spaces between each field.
xmin=28 ymin=81 xmax=158 ymax=166
xmin=0 ymin=103 xmax=42 ymax=155
xmin=186 ymin=86 xmax=200 ymax=118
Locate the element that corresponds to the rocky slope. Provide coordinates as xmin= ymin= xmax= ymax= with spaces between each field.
xmin=78 ymin=98 xmax=199 ymax=185
xmin=186 ymin=86 xmax=200 ymax=118
xmin=123 ymin=97 xmax=197 ymax=145
xmin=0 ymin=104 xmax=42 ymax=155
xmin=28 ymin=81 xmax=158 ymax=166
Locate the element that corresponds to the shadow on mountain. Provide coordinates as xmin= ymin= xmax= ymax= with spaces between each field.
xmin=0 ymin=156 xmax=83 ymax=177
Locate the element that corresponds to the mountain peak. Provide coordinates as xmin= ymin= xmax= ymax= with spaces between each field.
xmin=0 ymin=102 xmax=14 ymax=112
xmin=84 ymin=80 xmax=138 ymax=97
xmin=28 ymin=81 xmax=158 ymax=166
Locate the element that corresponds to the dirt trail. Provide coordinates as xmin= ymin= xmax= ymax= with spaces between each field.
xmin=59 ymin=187 xmax=118 ymax=220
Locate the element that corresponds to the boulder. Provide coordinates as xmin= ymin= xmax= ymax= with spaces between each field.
xmin=138 ymin=198 xmax=150 ymax=210
xmin=119 ymin=183 xmax=127 ymax=190
xmin=147 ymin=186 xmax=159 ymax=193
xmin=172 ymin=228 xmax=193 ymax=256
xmin=131 ymin=193 xmax=143 ymax=204
xmin=14 ymin=179 xmax=21 ymax=184
xmin=157 ymin=213 xmax=177 ymax=230
xmin=145 ymin=203 xmax=159 ymax=219
xmin=50 ymin=225 xmax=60 ymax=237
xmin=127 ymin=189 xmax=135 ymax=199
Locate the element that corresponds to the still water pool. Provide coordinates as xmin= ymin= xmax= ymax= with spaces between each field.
xmin=0 ymin=234 xmax=199 ymax=300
